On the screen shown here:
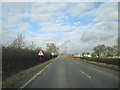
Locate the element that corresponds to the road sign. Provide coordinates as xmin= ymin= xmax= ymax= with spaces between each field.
xmin=38 ymin=50 xmax=44 ymax=56
xmin=76 ymin=53 xmax=80 ymax=56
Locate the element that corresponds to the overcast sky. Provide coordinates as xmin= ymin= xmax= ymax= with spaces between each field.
xmin=1 ymin=2 xmax=118 ymax=54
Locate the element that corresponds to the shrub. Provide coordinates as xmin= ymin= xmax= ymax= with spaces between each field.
xmin=80 ymin=57 xmax=120 ymax=66
xmin=2 ymin=47 xmax=52 ymax=78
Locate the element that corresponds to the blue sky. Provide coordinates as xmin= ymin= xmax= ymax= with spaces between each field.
xmin=1 ymin=2 xmax=118 ymax=54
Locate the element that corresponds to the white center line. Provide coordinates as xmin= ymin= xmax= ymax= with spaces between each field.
xmin=81 ymin=70 xmax=92 ymax=79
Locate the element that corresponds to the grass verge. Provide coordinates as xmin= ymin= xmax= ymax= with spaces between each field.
xmin=2 ymin=56 xmax=59 ymax=88
xmin=66 ymin=56 xmax=119 ymax=72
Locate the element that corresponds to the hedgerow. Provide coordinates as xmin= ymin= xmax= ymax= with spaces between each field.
xmin=2 ymin=46 xmax=52 ymax=78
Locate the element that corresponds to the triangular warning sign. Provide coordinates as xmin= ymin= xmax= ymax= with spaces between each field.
xmin=38 ymin=50 xmax=44 ymax=56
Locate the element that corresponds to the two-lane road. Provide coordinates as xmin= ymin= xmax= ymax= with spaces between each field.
xmin=26 ymin=56 xmax=119 ymax=88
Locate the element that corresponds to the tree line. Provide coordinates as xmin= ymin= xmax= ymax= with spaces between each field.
xmin=93 ymin=44 xmax=118 ymax=57
xmin=92 ymin=37 xmax=120 ymax=57
xmin=79 ymin=38 xmax=119 ymax=57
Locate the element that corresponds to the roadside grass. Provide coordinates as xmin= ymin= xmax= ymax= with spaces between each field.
xmin=2 ymin=56 xmax=59 ymax=88
xmin=66 ymin=56 xmax=119 ymax=71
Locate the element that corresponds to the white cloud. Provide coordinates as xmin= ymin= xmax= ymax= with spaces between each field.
xmin=40 ymin=23 xmax=74 ymax=32
xmin=2 ymin=22 xmax=35 ymax=45
xmin=1 ymin=0 xmax=120 ymax=2
xmin=2 ymin=2 xmax=118 ymax=54
xmin=25 ymin=33 xmax=55 ymax=50
xmin=90 ymin=2 xmax=118 ymax=22
xmin=32 ymin=3 xmax=66 ymax=12
xmin=28 ymin=3 xmax=68 ymax=22
xmin=55 ymin=8 xmax=118 ymax=53
xmin=73 ymin=21 xmax=81 ymax=25
xmin=67 ymin=2 xmax=95 ymax=18
xmin=80 ymin=29 xmax=117 ymax=43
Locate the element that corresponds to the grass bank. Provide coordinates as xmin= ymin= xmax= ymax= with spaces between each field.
xmin=2 ymin=56 xmax=59 ymax=88
xmin=66 ymin=56 xmax=119 ymax=72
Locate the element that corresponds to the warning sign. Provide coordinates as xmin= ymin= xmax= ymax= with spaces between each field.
xmin=38 ymin=50 xmax=44 ymax=56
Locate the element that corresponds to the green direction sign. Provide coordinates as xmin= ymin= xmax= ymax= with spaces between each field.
xmin=76 ymin=53 xmax=80 ymax=56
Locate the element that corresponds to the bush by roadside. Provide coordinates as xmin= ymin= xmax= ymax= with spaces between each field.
xmin=80 ymin=57 xmax=120 ymax=66
xmin=2 ymin=46 xmax=52 ymax=79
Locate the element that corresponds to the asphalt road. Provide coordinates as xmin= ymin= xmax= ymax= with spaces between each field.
xmin=26 ymin=56 xmax=119 ymax=88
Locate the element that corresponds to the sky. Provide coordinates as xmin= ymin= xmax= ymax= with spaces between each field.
xmin=1 ymin=2 xmax=118 ymax=54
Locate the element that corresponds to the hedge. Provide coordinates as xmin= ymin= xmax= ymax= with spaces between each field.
xmin=80 ymin=57 xmax=120 ymax=66
xmin=2 ymin=47 xmax=54 ymax=78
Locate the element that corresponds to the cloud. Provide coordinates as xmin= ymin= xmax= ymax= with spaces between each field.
xmin=25 ymin=33 xmax=55 ymax=50
xmin=2 ymin=2 xmax=118 ymax=54
xmin=59 ymin=40 xmax=71 ymax=48
xmin=2 ymin=22 xmax=35 ymax=45
xmin=66 ymin=2 xmax=95 ymax=18
xmin=28 ymin=3 xmax=68 ymax=22
xmin=2 ymin=2 xmax=31 ymax=13
xmin=40 ymin=23 xmax=74 ymax=32
xmin=1 ymin=0 xmax=120 ymax=2
xmin=89 ymin=2 xmax=118 ymax=22
xmin=80 ymin=29 xmax=117 ymax=43
xmin=73 ymin=21 xmax=81 ymax=25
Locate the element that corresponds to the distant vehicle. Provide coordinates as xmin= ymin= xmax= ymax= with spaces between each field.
xmin=51 ymin=52 xmax=57 ymax=58
xmin=84 ymin=54 xmax=92 ymax=57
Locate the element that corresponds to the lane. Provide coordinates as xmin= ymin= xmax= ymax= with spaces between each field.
xmin=63 ymin=57 xmax=119 ymax=88
xmin=26 ymin=56 xmax=119 ymax=88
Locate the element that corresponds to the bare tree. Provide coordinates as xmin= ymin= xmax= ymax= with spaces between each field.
xmin=10 ymin=34 xmax=25 ymax=48
xmin=46 ymin=43 xmax=59 ymax=54
xmin=28 ymin=41 xmax=36 ymax=50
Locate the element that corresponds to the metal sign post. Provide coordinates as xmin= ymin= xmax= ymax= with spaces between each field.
xmin=39 ymin=56 xmax=41 ymax=60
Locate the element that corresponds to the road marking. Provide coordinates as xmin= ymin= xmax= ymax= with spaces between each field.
xmin=20 ymin=65 xmax=48 ymax=89
xmin=46 ymin=65 xmax=49 ymax=68
xmin=81 ymin=70 xmax=92 ymax=79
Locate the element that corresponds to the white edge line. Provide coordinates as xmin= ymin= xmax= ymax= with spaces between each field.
xmin=81 ymin=70 xmax=92 ymax=79
xmin=20 ymin=57 xmax=58 ymax=89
